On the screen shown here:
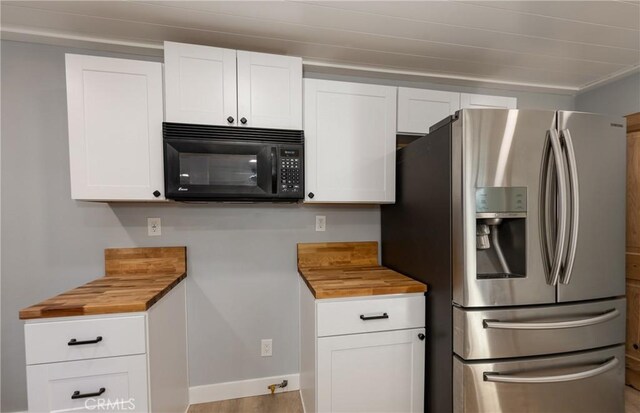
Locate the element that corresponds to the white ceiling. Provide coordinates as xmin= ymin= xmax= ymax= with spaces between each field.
xmin=2 ymin=1 xmax=639 ymax=93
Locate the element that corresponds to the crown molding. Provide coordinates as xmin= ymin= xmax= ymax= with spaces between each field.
xmin=4 ymin=24 xmax=632 ymax=96
xmin=576 ymin=65 xmax=640 ymax=95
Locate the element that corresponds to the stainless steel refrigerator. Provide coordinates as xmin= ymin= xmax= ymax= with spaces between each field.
xmin=381 ymin=109 xmax=626 ymax=413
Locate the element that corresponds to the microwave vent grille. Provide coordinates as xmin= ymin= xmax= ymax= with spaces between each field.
xmin=163 ymin=122 xmax=304 ymax=144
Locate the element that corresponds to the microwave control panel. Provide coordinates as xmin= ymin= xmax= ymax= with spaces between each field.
xmin=279 ymin=148 xmax=302 ymax=194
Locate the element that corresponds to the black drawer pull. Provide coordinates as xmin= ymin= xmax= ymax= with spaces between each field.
xmin=68 ymin=336 xmax=103 ymax=346
xmin=71 ymin=387 xmax=106 ymax=400
xmin=360 ymin=313 xmax=389 ymax=321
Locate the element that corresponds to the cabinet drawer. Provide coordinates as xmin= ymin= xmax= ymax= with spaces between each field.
xmin=25 ymin=315 xmax=146 ymax=365
xmin=27 ymin=354 xmax=148 ymax=413
xmin=316 ymin=295 xmax=425 ymax=337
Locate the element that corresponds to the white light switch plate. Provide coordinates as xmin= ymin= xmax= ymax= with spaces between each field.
xmin=316 ymin=216 xmax=326 ymax=232
xmin=147 ymin=218 xmax=161 ymax=236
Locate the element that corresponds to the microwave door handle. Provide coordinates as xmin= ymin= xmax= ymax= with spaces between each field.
xmin=271 ymin=148 xmax=278 ymax=194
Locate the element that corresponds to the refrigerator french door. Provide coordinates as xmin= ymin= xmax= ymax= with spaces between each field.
xmin=380 ymin=109 xmax=627 ymax=413
xmin=556 ymin=111 xmax=626 ymax=302
xmin=454 ymin=110 xmax=626 ymax=308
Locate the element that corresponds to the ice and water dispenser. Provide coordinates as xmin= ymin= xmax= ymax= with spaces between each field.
xmin=475 ymin=187 xmax=527 ymax=279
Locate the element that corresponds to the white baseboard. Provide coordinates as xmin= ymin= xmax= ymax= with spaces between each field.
xmin=189 ymin=373 xmax=300 ymax=405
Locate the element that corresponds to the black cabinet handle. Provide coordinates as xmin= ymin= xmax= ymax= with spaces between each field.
xmin=71 ymin=387 xmax=106 ymax=400
xmin=240 ymin=117 xmax=248 ymax=124
xmin=153 ymin=190 xmax=161 ymax=198
xmin=68 ymin=336 xmax=103 ymax=346
xmin=418 ymin=333 xmax=426 ymax=341
xmin=360 ymin=313 xmax=389 ymax=321
xmin=308 ymin=192 xmax=314 ymax=199
xmin=634 ymin=344 xmax=639 ymax=350
xmin=227 ymin=116 xmax=235 ymax=124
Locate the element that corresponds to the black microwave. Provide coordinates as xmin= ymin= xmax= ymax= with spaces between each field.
xmin=163 ymin=123 xmax=304 ymax=202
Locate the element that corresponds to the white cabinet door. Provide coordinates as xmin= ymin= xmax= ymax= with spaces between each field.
xmin=317 ymin=328 xmax=425 ymax=413
xmin=397 ymin=88 xmax=460 ymax=134
xmin=304 ymin=79 xmax=396 ymax=203
xmin=237 ymin=51 xmax=302 ymax=130
xmin=164 ymin=41 xmax=237 ymax=126
xmin=460 ymin=93 xmax=517 ymax=109
xmin=65 ymin=54 xmax=164 ymax=201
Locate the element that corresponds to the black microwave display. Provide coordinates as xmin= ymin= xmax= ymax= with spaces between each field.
xmin=163 ymin=123 xmax=304 ymax=202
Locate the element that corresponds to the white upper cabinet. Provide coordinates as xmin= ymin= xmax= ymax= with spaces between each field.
xmin=65 ymin=54 xmax=165 ymax=201
xmin=164 ymin=43 xmax=302 ymax=130
xmin=237 ymin=51 xmax=302 ymax=130
xmin=398 ymin=89 xmax=517 ymax=135
xmin=460 ymin=93 xmax=517 ymax=109
xmin=164 ymin=41 xmax=237 ymax=126
xmin=304 ymin=79 xmax=397 ymax=204
xmin=397 ymin=88 xmax=460 ymax=135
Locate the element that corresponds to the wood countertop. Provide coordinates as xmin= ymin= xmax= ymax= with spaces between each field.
xmin=20 ymin=247 xmax=187 ymax=320
xmin=297 ymin=242 xmax=427 ymax=299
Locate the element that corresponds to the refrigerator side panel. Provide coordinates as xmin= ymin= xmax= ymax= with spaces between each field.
xmin=381 ymin=121 xmax=454 ymax=413
xmin=557 ymin=112 xmax=626 ymax=302
xmin=452 ymin=115 xmax=465 ymax=306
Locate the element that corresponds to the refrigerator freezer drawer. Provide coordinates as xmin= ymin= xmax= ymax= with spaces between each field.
xmin=454 ymin=298 xmax=625 ymax=360
xmin=453 ymin=345 xmax=624 ymax=413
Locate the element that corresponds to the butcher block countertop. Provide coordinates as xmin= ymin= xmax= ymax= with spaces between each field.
xmin=297 ymin=242 xmax=427 ymax=299
xmin=19 ymin=247 xmax=187 ymax=320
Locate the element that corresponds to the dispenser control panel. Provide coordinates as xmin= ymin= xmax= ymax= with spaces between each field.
xmin=476 ymin=187 xmax=527 ymax=214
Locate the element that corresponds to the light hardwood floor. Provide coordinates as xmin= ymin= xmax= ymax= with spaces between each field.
xmin=190 ymin=387 xmax=640 ymax=413
xmin=188 ymin=391 xmax=303 ymax=413
xmin=628 ymin=386 xmax=640 ymax=413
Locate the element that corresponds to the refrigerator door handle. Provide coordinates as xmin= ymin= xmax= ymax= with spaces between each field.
xmin=559 ymin=128 xmax=580 ymax=285
xmin=539 ymin=135 xmax=554 ymax=284
xmin=547 ymin=129 xmax=568 ymax=286
xmin=483 ymin=356 xmax=619 ymax=384
xmin=482 ymin=308 xmax=619 ymax=330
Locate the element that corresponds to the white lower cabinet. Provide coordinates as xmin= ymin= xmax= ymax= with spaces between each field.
xmin=24 ymin=282 xmax=188 ymax=413
xmin=317 ymin=329 xmax=425 ymax=413
xmin=300 ymin=279 xmax=426 ymax=413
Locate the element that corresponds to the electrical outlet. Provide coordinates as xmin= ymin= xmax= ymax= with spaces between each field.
xmin=261 ymin=339 xmax=273 ymax=357
xmin=147 ymin=218 xmax=161 ymax=236
xmin=315 ymin=215 xmax=326 ymax=232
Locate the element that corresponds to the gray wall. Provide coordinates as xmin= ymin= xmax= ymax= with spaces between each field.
xmin=1 ymin=39 xmax=576 ymax=412
xmin=575 ymin=72 xmax=640 ymax=117
xmin=0 ymin=40 xmax=379 ymax=412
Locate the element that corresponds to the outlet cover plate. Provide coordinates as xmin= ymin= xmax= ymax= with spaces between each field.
xmin=147 ymin=218 xmax=161 ymax=236
xmin=261 ymin=339 xmax=272 ymax=357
